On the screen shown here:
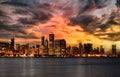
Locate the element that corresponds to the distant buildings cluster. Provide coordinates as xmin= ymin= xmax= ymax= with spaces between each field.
xmin=0 ymin=38 xmax=14 ymax=53
xmin=0 ymin=33 xmax=119 ymax=58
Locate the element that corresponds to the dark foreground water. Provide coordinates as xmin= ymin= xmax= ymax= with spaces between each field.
xmin=0 ymin=58 xmax=120 ymax=77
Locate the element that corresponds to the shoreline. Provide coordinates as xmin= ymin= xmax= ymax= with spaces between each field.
xmin=0 ymin=56 xmax=120 ymax=58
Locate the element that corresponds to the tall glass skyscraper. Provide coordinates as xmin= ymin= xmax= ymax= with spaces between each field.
xmin=49 ymin=33 xmax=55 ymax=56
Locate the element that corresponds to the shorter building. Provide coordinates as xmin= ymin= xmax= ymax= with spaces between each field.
xmin=0 ymin=42 xmax=10 ymax=52
xmin=55 ymin=39 xmax=66 ymax=57
xmin=84 ymin=43 xmax=93 ymax=54
xmin=112 ymin=44 xmax=117 ymax=55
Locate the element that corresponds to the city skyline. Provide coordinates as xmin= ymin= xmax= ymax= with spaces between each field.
xmin=0 ymin=32 xmax=119 ymax=58
xmin=0 ymin=0 xmax=120 ymax=51
xmin=0 ymin=33 xmax=119 ymax=53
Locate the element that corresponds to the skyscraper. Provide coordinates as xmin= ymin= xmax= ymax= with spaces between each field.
xmin=10 ymin=37 xmax=15 ymax=51
xmin=84 ymin=43 xmax=93 ymax=54
xmin=60 ymin=39 xmax=66 ymax=56
xmin=45 ymin=39 xmax=48 ymax=49
xmin=100 ymin=46 xmax=105 ymax=54
xmin=55 ymin=39 xmax=61 ymax=56
xmin=79 ymin=43 xmax=83 ymax=54
xmin=55 ymin=39 xmax=66 ymax=56
xmin=41 ymin=36 xmax=45 ymax=46
xmin=49 ymin=33 xmax=55 ymax=56
xmin=44 ymin=39 xmax=49 ymax=56
xmin=49 ymin=33 xmax=54 ymax=48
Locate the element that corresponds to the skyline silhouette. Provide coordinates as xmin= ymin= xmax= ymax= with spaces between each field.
xmin=0 ymin=33 xmax=119 ymax=58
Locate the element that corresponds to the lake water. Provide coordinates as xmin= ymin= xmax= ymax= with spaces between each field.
xmin=0 ymin=58 xmax=120 ymax=77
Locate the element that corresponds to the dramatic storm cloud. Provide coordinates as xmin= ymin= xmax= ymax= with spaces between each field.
xmin=0 ymin=0 xmax=120 ymax=49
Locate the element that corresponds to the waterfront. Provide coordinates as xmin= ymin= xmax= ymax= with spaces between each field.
xmin=0 ymin=58 xmax=120 ymax=77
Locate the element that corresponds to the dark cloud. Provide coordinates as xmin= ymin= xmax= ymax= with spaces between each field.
xmin=0 ymin=33 xmax=12 ymax=38
xmin=13 ymin=3 xmax=51 ymax=15
xmin=78 ymin=0 xmax=95 ymax=14
xmin=18 ymin=18 xmax=37 ymax=25
xmin=70 ymin=0 xmax=111 ymax=32
xmin=71 ymin=15 xmax=95 ymax=26
xmin=0 ymin=0 xmax=119 ymax=42
xmin=1 ymin=1 xmax=28 ymax=7
xmin=94 ymin=0 xmax=109 ymax=8
xmin=16 ymin=8 xmax=52 ymax=25
xmin=0 ymin=10 xmax=10 ymax=20
xmin=69 ymin=0 xmax=120 ymax=41
xmin=12 ymin=2 xmax=52 ymax=25
xmin=116 ymin=0 xmax=120 ymax=8
xmin=78 ymin=0 xmax=109 ymax=14
xmin=13 ymin=8 xmax=29 ymax=15
xmin=0 ymin=22 xmax=26 ymax=34
xmin=70 ymin=14 xmax=98 ymax=32
xmin=0 ymin=0 xmax=53 ymax=39
xmin=32 ymin=10 xmax=52 ymax=23
xmin=0 ymin=21 xmax=39 ymax=39
xmin=93 ymin=12 xmax=120 ymax=41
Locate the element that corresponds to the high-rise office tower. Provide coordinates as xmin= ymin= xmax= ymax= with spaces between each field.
xmin=84 ymin=43 xmax=93 ymax=54
xmin=79 ymin=43 xmax=83 ymax=54
xmin=49 ymin=33 xmax=54 ymax=48
xmin=45 ymin=39 xmax=48 ymax=48
xmin=11 ymin=37 xmax=15 ymax=51
xmin=44 ymin=39 xmax=49 ymax=55
xmin=49 ymin=33 xmax=55 ymax=56
xmin=100 ymin=46 xmax=105 ymax=54
xmin=41 ymin=36 xmax=45 ymax=46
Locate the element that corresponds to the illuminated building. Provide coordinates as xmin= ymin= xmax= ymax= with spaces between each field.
xmin=45 ymin=39 xmax=48 ymax=49
xmin=48 ymin=33 xmax=55 ymax=56
xmin=55 ymin=40 xmax=61 ymax=56
xmin=66 ymin=46 xmax=71 ymax=56
xmin=0 ymin=42 xmax=10 ymax=51
xmin=40 ymin=36 xmax=48 ymax=56
xmin=0 ymin=38 xmax=15 ymax=52
xmin=55 ymin=39 xmax=66 ymax=56
xmin=72 ymin=46 xmax=79 ymax=56
xmin=20 ymin=44 xmax=29 ymax=51
xmin=84 ymin=43 xmax=93 ymax=54
xmin=16 ymin=44 xmax=21 ymax=51
xmin=44 ymin=39 xmax=48 ymax=55
xmin=49 ymin=33 xmax=54 ymax=48
xmin=60 ymin=39 xmax=66 ymax=56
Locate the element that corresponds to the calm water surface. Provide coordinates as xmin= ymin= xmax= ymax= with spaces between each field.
xmin=0 ymin=58 xmax=120 ymax=77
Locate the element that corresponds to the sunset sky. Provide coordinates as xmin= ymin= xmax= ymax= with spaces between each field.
xmin=0 ymin=0 xmax=120 ymax=51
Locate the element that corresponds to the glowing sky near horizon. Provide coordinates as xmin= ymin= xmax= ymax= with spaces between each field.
xmin=0 ymin=0 xmax=120 ymax=51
